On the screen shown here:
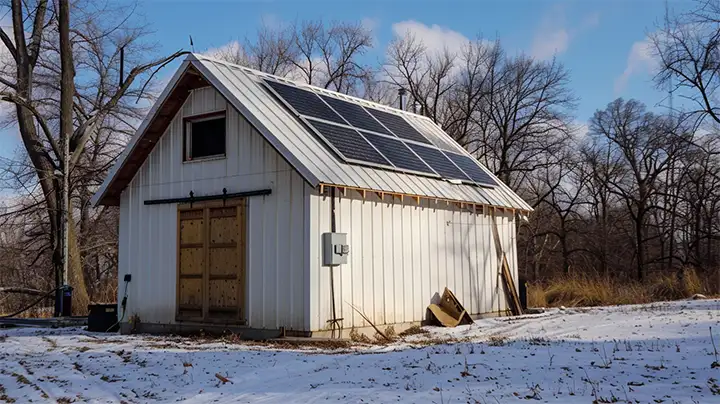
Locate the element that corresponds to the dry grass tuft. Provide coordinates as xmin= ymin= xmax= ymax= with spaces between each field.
xmin=528 ymin=267 xmax=711 ymax=308
xmin=349 ymin=328 xmax=372 ymax=344
xmin=398 ymin=325 xmax=430 ymax=337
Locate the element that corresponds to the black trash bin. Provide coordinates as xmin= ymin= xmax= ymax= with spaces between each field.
xmin=87 ymin=304 xmax=119 ymax=332
xmin=61 ymin=285 xmax=73 ymax=317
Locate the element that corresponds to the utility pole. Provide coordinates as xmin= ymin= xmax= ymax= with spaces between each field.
xmin=58 ymin=0 xmax=73 ymax=317
xmin=62 ymin=120 xmax=69 ymax=290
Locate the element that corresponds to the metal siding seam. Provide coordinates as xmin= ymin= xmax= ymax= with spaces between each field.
xmin=288 ymin=173 xmax=295 ymax=328
xmin=383 ymin=201 xmax=393 ymax=324
xmin=303 ymin=187 xmax=313 ymax=331
xmin=351 ymin=197 xmax=361 ymax=327
xmin=395 ymin=202 xmax=405 ymax=322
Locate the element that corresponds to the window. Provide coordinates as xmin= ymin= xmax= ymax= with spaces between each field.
xmin=184 ymin=113 xmax=226 ymax=161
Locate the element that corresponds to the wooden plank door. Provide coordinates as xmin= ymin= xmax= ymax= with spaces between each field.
xmin=207 ymin=201 xmax=245 ymax=321
xmin=177 ymin=199 xmax=246 ymax=323
xmin=178 ymin=208 xmax=205 ymax=320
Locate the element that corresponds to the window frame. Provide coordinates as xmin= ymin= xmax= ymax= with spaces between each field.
xmin=183 ymin=111 xmax=227 ymax=162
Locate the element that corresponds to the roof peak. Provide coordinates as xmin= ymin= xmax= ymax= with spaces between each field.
xmin=188 ymin=52 xmax=430 ymax=122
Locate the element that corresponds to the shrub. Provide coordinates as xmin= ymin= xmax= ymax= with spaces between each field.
xmin=527 ymin=267 xmax=710 ymax=308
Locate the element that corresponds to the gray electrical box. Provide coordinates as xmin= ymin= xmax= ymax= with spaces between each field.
xmin=322 ymin=233 xmax=349 ymax=266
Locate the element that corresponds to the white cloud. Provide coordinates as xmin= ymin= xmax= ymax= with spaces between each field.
xmin=530 ymin=8 xmax=600 ymax=61
xmin=203 ymin=40 xmax=248 ymax=65
xmin=391 ymin=20 xmax=471 ymax=57
xmin=581 ymin=12 xmax=601 ymax=30
xmin=614 ymin=37 xmax=656 ymax=94
xmin=531 ymin=9 xmax=569 ymax=60
xmin=361 ymin=17 xmax=379 ymax=33
xmin=573 ymin=121 xmax=590 ymax=142
xmin=531 ymin=28 xmax=569 ymax=61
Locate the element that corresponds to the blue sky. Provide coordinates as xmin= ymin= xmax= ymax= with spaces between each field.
xmin=0 ymin=0 xmax=696 ymax=157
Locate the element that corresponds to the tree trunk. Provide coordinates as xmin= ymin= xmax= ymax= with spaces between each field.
xmin=635 ymin=211 xmax=645 ymax=281
xmin=68 ymin=215 xmax=89 ymax=315
xmin=561 ymin=235 xmax=570 ymax=275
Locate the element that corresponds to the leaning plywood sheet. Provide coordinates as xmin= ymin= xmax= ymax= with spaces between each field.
xmin=427 ymin=287 xmax=473 ymax=327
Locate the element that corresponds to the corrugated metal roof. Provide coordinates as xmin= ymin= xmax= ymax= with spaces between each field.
xmin=93 ymin=54 xmax=532 ymax=211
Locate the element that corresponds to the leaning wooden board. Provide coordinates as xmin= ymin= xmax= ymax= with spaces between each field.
xmin=427 ymin=287 xmax=473 ymax=327
xmin=490 ymin=209 xmax=523 ymax=316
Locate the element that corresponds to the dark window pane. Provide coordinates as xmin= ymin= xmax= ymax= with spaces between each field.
xmin=189 ymin=117 xmax=226 ymax=160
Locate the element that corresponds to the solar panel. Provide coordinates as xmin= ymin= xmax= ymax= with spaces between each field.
xmin=320 ymin=95 xmax=391 ymax=135
xmin=367 ymin=108 xmax=430 ymax=144
xmin=305 ymin=119 xmax=390 ymax=166
xmin=409 ymin=144 xmax=469 ymax=180
xmin=363 ymin=133 xmax=435 ymax=174
xmin=408 ymin=117 xmax=459 ymax=152
xmin=446 ymin=153 xmax=497 ymax=186
xmin=265 ymin=80 xmax=345 ymax=125
xmin=262 ymin=77 xmax=503 ymax=185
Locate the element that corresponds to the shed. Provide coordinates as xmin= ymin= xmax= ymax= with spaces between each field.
xmin=92 ymin=54 xmax=532 ymax=337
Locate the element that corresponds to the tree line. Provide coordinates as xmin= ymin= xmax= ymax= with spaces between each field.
xmin=0 ymin=0 xmax=718 ymax=314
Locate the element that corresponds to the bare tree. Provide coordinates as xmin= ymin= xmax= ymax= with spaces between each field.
xmin=210 ymin=19 xmax=375 ymax=96
xmin=0 ymin=0 xmax=185 ymax=313
xmin=383 ymin=34 xmax=576 ymax=191
xmin=588 ymin=99 xmax=689 ymax=280
xmin=384 ymin=32 xmax=459 ymax=121
xmin=290 ymin=20 xmax=374 ymax=93
xmin=652 ymin=0 xmax=720 ymax=129
xmin=478 ymin=56 xmax=577 ymax=189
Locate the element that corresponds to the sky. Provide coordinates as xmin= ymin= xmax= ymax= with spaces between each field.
xmin=0 ymin=0 xmax=698 ymax=158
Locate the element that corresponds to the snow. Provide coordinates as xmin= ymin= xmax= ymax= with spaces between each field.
xmin=1 ymin=299 xmax=719 ymax=403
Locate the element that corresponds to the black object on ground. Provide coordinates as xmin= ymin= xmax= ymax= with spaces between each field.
xmin=87 ymin=304 xmax=119 ymax=332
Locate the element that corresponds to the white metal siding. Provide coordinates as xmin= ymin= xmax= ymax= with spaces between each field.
xmin=308 ymin=190 xmax=518 ymax=331
xmin=119 ymin=87 xmax=309 ymax=330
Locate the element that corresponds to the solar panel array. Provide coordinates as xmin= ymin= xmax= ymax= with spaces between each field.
xmin=263 ymin=79 xmax=497 ymax=187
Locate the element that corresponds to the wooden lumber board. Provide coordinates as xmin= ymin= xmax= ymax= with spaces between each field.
xmin=501 ymin=253 xmax=523 ymax=316
xmin=490 ymin=209 xmax=523 ymax=316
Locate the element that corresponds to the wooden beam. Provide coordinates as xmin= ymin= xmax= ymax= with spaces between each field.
xmin=315 ymin=183 xmax=531 ymax=214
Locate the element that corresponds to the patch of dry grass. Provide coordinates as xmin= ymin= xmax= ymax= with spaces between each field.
xmin=398 ymin=325 xmax=430 ymax=337
xmin=528 ymin=267 xmax=710 ymax=308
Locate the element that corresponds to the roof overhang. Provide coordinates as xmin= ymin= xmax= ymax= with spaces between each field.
xmin=92 ymin=61 xmax=210 ymax=206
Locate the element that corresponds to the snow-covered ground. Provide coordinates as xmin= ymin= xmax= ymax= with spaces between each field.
xmin=1 ymin=299 xmax=719 ymax=403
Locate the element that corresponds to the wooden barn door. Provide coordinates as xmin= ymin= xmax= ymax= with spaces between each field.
xmin=177 ymin=199 xmax=246 ymax=323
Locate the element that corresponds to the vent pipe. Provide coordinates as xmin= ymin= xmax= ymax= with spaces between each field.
xmin=398 ymin=87 xmax=406 ymax=110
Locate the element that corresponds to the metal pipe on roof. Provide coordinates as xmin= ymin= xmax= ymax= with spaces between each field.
xmin=398 ymin=87 xmax=406 ymax=110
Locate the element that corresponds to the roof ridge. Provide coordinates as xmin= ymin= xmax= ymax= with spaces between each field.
xmin=189 ymin=52 xmax=433 ymax=122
